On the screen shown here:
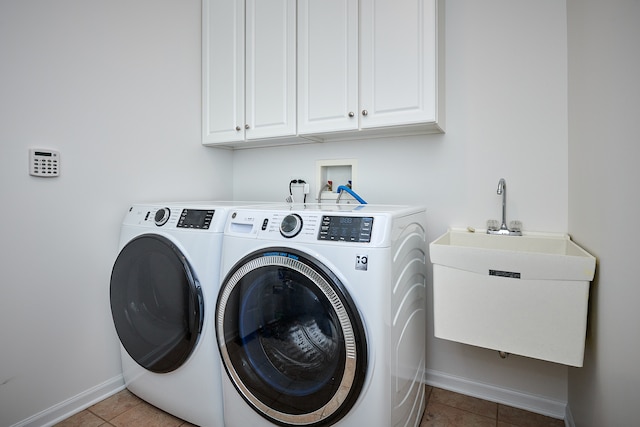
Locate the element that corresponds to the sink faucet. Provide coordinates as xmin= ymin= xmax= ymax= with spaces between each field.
xmin=497 ymin=178 xmax=508 ymax=231
xmin=487 ymin=178 xmax=522 ymax=235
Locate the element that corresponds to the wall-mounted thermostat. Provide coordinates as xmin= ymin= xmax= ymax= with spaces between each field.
xmin=29 ymin=148 xmax=60 ymax=177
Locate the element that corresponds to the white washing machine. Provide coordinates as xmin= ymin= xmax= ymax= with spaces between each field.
xmin=110 ymin=202 xmax=257 ymax=427
xmin=216 ymin=204 xmax=428 ymax=427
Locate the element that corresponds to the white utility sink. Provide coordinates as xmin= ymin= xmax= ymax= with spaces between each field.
xmin=430 ymin=229 xmax=595 ymax=281
xmin=430 ymin=229 xmax=596 ymax=367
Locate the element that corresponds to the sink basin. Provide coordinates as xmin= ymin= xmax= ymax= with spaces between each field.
xmin=429 ymin=229 xmax=596 ymax=367
xmin=430 ymin=229 xmax=596 ymax=281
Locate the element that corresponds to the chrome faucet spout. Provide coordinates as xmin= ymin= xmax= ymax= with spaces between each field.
xmin=497 ymin=178 xmax=507 ymax=230
xmin=487 ymin=178 xmax=522 ymax=235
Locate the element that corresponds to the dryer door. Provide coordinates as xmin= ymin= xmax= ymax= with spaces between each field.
xmin=110 ymin=234 xmax=204 ymax=373
xmin=216 ymin=248 xmax=368 ymax=426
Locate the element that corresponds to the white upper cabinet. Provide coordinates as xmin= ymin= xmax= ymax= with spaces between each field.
xmin=203 ymin=0 xmax=297 ymax=146
xmin=203 ymin=0 xmax=443 ymax=148
xmin=360 ymin=0 xmax=440 ymax=130
xmin=297 ymin=0 xmax=359 ymax=134
xmin=202 ymin=0 xmax=244 ymax=144
xmin=298 ymin=0 xmax=443 ymax=139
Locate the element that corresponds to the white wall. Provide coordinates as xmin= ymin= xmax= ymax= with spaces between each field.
xmin=567 ymin=0 xmax=640 ymax=425
xmin=0 ymin=1 xmax=232 ymax=426
xmin=232 ymin=0 xmax=571 ymax=413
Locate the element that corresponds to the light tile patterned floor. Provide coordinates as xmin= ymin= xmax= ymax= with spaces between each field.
xmin=55 ymin=386 xmax=565 ymax=427
xmin=421 ymin=386 xmax=565 ymax=427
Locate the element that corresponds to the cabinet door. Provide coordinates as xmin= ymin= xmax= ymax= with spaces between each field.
xmin=360 ymin=0 xmax=438 ymax=129
xmin=297 ymin=0 xmax=358 ymax=134
xmin=245 ymin=0 xmax=297 ymax=140
xmin=203 ymin=0 xmax=245 ymax=144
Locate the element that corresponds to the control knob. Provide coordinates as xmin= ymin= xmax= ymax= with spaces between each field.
xmin=280 ymin=214 xmax=303 ymax=238
xmin=154 ymin=207 xmax=171 ymax=226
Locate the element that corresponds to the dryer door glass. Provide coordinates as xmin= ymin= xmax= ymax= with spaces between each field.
xmin=216 ymin=248 xmax=367 ymax=426
xmin=110 ymin=235 xmax=203 ymax=373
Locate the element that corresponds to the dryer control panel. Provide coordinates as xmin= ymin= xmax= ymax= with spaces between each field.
xmin=122 ymin=204 xmax=228 ymax=233
xmin=177 ymin=209 xmax=215 ymax=229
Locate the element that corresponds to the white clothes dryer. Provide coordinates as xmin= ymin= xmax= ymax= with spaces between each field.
xmin=216 ymin=204 xmax=428 ymax=427
xmin=110 ymin=202 xmax=256 ymax=427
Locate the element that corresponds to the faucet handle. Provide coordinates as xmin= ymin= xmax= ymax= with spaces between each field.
xmin=509 ymin=220 xmax=522 ymax=232
xmin=487 ymin=219 xmax=500 ymax=231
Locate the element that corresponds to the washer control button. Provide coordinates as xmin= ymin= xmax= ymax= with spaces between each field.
xmin=280 ymin=214 xmax=302 ymax=238
xmin=154 ymin=207 xmax=171 ymax=226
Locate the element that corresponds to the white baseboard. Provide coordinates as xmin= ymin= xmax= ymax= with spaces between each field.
xmin=11 ymin=374 xmax=125 ymax=427
xmin=564 ymin=404 xmax=576 ymax=427
xmin=424 ymin=368 xmax=568 ymax=421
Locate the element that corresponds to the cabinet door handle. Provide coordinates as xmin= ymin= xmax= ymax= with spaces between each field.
xmin=245 ymin=124 xmax=250 ymax=129
xmin=362 ymin=110 xmax=368 ymax=116
xmin=235 ymin=126 xmax=241 ymax=131
xmin=348 ymin=111 xmax=355 ymax=118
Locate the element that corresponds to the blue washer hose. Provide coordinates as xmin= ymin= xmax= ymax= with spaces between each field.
xmin=336 ymin=185 xmax=367 ymax=204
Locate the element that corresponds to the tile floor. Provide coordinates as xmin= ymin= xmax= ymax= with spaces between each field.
xmin=54 ymin=385 xmax=565 ymax=427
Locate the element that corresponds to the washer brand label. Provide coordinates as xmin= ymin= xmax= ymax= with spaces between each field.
xmin=355 ymin=254 xmax=368 ymax=271
xmin=264 ymin=251 xmax=299 ymax=260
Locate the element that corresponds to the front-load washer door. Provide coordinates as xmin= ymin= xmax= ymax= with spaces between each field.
xmin=216 ymin=248 xmax=368 ymax=426
xmin=110 ymin=234 xmax=204 ymax=373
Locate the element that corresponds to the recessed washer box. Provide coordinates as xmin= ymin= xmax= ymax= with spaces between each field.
xmin=429 ymin=229 xmax=596 ymax=367
xmin=315 ymin=159 xmax=357 ymax=202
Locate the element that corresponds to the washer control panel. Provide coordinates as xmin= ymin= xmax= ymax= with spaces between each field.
xmin=229 ymin=209 xmax=382 ymax=244
xmin=318 ymin=215 xmax=373 ymax=243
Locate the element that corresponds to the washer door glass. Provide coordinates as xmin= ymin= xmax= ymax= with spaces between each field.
xmin=110 ymin=234 xmax=203 ymax=373
xmin=216 ymin=248 xmax=367 ymax=426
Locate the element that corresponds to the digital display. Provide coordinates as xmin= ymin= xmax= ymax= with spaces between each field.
xmin=177 ymin=209 xmax=214 ymax=229
xmin=318 ymin=216 xmax=373 ymax=242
